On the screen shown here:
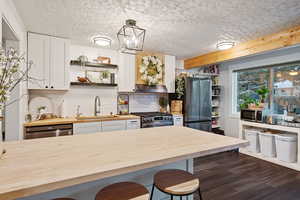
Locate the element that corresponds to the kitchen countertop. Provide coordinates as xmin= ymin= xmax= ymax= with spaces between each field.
xmin=23 ymin=115 xmax=140 ymax=127
xmin=0 ymin=126 xmax=248 ymax=200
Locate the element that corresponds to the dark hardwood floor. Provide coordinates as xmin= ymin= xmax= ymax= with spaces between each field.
xmin=193 ymin=151 xmax=300 ymax=200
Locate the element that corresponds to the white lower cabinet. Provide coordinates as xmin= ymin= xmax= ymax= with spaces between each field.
xmin=74 ymin=119 xmax=140 ymax=134
xmin=73 ymin=122 xmax=102 ymax=135
xmin=102 ymin=120 xmax=127 ymax=132
xmin=126 ymin=119 xmax=141 ymax=130
xmin=173 ymin=115 xmax=183 ymax=126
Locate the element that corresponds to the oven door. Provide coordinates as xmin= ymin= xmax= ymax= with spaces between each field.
xmin=141 ymin=116 xmax=174 ymax=128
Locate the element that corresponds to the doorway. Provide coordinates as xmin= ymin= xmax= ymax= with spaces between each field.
xmin=1 ymin=17 xmax=20 ymax=141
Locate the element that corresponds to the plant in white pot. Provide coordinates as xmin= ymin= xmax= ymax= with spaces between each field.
xmin=0 ymin=47 xmax=32 ymax=158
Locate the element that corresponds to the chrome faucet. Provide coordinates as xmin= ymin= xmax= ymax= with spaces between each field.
xmin=94 ymin=96 xmax=101 ymax=116
xmin=76 ymin=105 xmax=82 ymax=118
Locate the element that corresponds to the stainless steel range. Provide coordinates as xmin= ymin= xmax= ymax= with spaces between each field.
xmin=131 ymin=112 xmax=174 ymax=128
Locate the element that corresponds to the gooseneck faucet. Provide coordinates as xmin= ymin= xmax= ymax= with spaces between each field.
xmin=94 ymin=96 xmax=101 ymax=116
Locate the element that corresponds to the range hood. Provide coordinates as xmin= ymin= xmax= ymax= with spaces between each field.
xmin=134 ymin=84 xmax=168 ymax=93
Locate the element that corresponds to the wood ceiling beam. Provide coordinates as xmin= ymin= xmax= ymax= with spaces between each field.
xmin=184 ymin=25 xmax=300 ymax=69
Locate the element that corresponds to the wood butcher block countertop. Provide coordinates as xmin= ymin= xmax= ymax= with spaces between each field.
xmin=0 ymin=127 xmax=248 ymax=200
xmin=23 ymin=115 xmax=140 ymax=127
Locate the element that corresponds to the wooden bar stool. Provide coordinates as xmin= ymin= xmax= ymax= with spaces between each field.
xmin=150 ymin=169 xmax=203 ymax=200
xmin=95 ymin=182 xmax=149 ymax=200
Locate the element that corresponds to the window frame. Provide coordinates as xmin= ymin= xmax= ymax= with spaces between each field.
xmin=232 ymin=61 xmax=300 ymax=116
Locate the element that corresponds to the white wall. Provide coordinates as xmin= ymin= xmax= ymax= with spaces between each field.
xmin=0 ymin=0 xmax=27 ymax=141
xmin=28 ymin=44 xmax=160 ymax=118
xmin=220 ymin=45 xmax=300 ymax=138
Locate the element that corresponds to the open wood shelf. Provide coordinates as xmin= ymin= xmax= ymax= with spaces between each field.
xmin=240 ymin=148 xmax=300 ymax=171
xmin=70 ymin=60 xmax=118 ymax=69
xmin=70 ymin=82 xmax=118 ymax=87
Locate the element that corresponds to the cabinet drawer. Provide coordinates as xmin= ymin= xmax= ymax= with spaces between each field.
xmin=102 ymin=120 xmax=126 ymax=127
xmin=102 ymin=126 xmax=126 ymax=132
xmin=126 ymin=119 xmax=141 ymax=129
xmin=73 ymin=122 xmax=101 ymax=135
xmin=102 ymin=120 xmax=126 ymax=132
xmin=173 ymin=115 xmax=183 ymax=126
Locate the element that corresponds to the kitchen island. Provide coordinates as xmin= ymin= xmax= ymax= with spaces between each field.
xmin=0 ymin=126 xmax=247 ymax=200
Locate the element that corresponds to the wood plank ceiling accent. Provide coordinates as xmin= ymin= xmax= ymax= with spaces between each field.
xmin=184 ymin=25 xmax=300 ymax=69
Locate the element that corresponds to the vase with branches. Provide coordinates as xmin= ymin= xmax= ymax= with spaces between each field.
xmin=0 ymin=47 xmax=32 ymax=158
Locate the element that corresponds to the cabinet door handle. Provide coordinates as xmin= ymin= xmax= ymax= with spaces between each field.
xmin=45 ymin=86 xmax=48 ymax=88
xmin=51 ymin=86 xmax=54 ymax=89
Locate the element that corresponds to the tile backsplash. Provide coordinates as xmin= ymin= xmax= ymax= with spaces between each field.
xmin=28 ymin=89 xmax=160 ymax=118
xmin=28 ymin=87 xmax=118 ymax=118
xmin=129 ymin=94 xmax=160 ymax=113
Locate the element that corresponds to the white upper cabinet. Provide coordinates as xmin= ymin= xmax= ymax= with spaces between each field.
xmin=50 ymin=37 xmax=70 ymax=90
xmin=28 ymin=33 xmax=50 ymax=89
xmin=118 ymin=53 xmax=136 ymax=92
xmin=28 ymin=32 xmax=70 ymax=90
xmin=164 ymin=55 xmax=176 ymax=93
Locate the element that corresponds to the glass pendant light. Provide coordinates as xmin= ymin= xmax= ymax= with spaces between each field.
xmin=117 ymin=19 xmax=146 ymax=54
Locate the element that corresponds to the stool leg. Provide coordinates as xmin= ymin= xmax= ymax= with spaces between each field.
xmin=180 ymin=196 xmax=183 ymax=200
xmin=150 ymin=184 xmax=155 ymax=200
xmin=171 ymin=195 xmax=174 ymax=200
xmin=198 ymin=188 xmax=203 ymax=200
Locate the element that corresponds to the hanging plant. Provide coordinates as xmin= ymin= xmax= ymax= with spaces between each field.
xmin=175 ymin=76 xmax=185 ymax=99
xmin=139 ymin=56 xmax=164 ymax=85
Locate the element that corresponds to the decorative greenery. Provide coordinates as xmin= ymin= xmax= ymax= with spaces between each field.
xmin=239 ymin=93 xmax=259 ymax=110
xmin=175 ymin=76 xmax=185 ymax=99
xmin=0 ymin=47 xmax=32 ymax=110
xmin=256 ymin=85 xmax=269 ymax=103
xmin=101 ymin=70 xmax=110 ymax=79
xmin=37 ymin=106 xmax=46 ymax=113
xmin=140 ymin=56 xmax=164 ymax=85
xmin=159 ymin=96 xmax=168 ymax=108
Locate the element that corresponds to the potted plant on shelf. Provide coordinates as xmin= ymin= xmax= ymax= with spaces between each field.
xmin=256 ymin=85 xmax=269 ymax=108
xmin=171 ymin=75 xmax=185 ymax=114
xmin=0 ymin=47 xmax=32 ymax=159
xmin=101 ymin=70 xmax=110 ymax=83
xmin=239 ymin=93 xmax=259 ymax=110
xmin=159 ymin=96 xmax=169 ymax=113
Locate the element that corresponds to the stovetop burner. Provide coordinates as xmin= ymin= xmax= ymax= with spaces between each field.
xmin=131 ymin=112 xmax=172 ymax=117
xmin=131 ymin=112 xmax=174 ymax=128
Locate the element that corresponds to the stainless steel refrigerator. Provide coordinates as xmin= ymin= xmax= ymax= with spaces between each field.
xmin=184 ymin=77 xmax=212 ymax=132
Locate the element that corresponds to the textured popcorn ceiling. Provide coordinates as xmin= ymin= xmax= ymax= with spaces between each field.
xmin=13 ymin=0 xmax=300 ymax=59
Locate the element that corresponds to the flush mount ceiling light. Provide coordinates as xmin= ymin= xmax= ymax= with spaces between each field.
xmin=216 ymin=41 xmax=235 ymax=50
xmin=276 ymin=72 xmax=282 ymax=78
xmin=289 ymin=71 xmax=299 ymax=76
xmin=117 ymin=19 xmax=146 ymax=54
xmin=92 ymin=36 xmax=111 ymax=47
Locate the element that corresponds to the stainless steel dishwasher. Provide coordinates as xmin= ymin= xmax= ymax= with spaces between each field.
xmin=24 ymin=124 xmax=73 ymax=140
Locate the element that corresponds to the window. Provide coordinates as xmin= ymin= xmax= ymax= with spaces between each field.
xmin=273 ymin=64 xmax=300 ymax=114
xmin=234 ymin=62 xmax=300 ymax=114
xmin=236 ymin=68 xmax=270 ymax=112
